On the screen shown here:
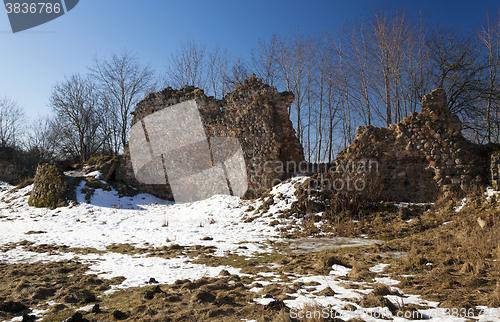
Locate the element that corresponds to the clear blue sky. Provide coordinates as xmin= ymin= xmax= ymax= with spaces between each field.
xmin=1 ymin=0 xmax=499 ymax=120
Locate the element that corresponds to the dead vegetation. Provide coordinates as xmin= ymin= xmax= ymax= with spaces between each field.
xmin=0 ymin=260 xmax=125 ymax=322
xmin=2 ymin=177 xmax=500 ymax=321
xmin=380 ymin=192 xmax=500 ymax=309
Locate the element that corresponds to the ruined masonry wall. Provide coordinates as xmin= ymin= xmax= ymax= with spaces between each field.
xmin=492 ymin=153 xmax=500 ymax=190
xmin=115 ymin=75 xmax=305 ymax=199
xmin=336 ymin=88 xmax=496 ymax=202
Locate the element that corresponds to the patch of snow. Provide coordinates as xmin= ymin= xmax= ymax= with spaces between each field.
xmin=485 ymin=187 xmax=500 ymax=201
xmin=374 ymin=277 xmax=400 ymax=286
xmin=329 ymin=264 xmax=351 ymax=276
xmin=8 ymin=308 xmax=49 ymax=321
xmin=0 ymin=181 xmax=281 ymax=257
xmin=85 ymin=253 xmax=242 ymax=293
xmin=0 ymin=181 xmax=14 ymax=191
xmin=253 ymin=297 xmax=275 ymax=305
xmin=77 ymin=304 xmax=96 ymax=312
xmin=85 ymin=170 xmax=102 ymax=178
xmin=248 ymin=287 xmax=262 ymax=293
xmin=1 ymin=247 xmax=76 ymax=264
xmin=455 ymin=198 xmax=467 ymax=212
xmin=1 ymin=248 xmax=242 ymax=294
xmin=270 ymin=176 xmax=307 ymax=199
xmin=253 ymin=281 xmax=273 ymax=287
xmin=369 ymin=263 xmax=390 ymax=273
xmin=394 ymin=202 xmax=432 ymax=208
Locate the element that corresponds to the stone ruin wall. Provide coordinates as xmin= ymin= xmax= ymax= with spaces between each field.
xmin=116 ymin=83 xmax=500 ymax=203
xmin=492 ymin=153 xmax=500 ymax=190
xmin=335 ymin=88 xmax=499 ymax=202
xmin=115 ymin=75 xmax=305 ymax=199
xmin=26 ymin=86 xmax=500 ymax=205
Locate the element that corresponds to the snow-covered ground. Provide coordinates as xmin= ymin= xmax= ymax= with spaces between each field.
xmin=0 ymin=176 xmax=498 ymax=321
xmin=0 ymin=176 xmax=307 ymax=290
xmin=1 ymin=182 xmax=266 ymax=255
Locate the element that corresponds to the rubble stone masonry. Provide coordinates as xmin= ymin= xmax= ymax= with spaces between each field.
xmin=335 ymin=88 xmax=499 ymax=202
xmin=115 ymin=75 xmax=305 ymax=199
xmin=115 ymin=82 xmax=500 ymax=202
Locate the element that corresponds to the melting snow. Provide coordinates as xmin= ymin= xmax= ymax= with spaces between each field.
xmin=329 ymin=264 xmax=351 ymax=276
xmin=0 ymin=176 xmax=498 ymax=321
xmin=369 ymin=263 xmax=390 ymax=273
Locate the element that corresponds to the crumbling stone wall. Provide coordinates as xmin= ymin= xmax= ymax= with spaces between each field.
xmin=492 ymin=152 xmax=500 ymax=190
xmin=335 ymin=88 xmax=496 ymax=202
xmin=28 ymin=164 xmax=68 ymax=208
xmin=116 ymin=75 xmax=305 ymax=199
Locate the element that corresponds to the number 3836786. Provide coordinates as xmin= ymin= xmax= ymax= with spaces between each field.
xmin=5 ymin=2 xmax=61 ymax=14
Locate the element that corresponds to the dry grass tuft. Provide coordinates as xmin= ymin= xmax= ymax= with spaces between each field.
xmin=347 ymin=262 xmax=374 ymax=282
xmin=359 ymin=292 xmax=398 ymax=314
xmin=292 ymin=302 xmax=334 ymax=322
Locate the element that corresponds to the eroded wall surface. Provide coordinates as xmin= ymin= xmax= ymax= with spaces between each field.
xmin=116 ymin=75 xmax=305 ymax=199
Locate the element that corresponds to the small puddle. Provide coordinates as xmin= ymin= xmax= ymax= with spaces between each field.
xmin=279 ymin=237 xmax=384 ymax=254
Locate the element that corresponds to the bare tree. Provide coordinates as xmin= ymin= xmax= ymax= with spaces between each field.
xmin=333 ymin=21 xmax=376 ymax=128
xmin=166 ymin=39 xmax=207 ymax=89
xmin=325 ymin=68 xmax=341 ymax=163
xmin=206 ymin=44 xmax=231 ymax=99
xmin=406 ymin=13 xmax=432 ymax=114
xmin=252 ymin=35 xmax=278 ymax=87
xmin=49 ymin=73 xmax=109 ymax=162
xmin=312 ymin=34 xmax=330 ymax=162
xmin=363 ymin=9 xmax=416 ymax=126
xmin=273 ymin=30 xmax=313 ymax=146
xmin=166 ymin=41 xmax=250 ymax=98
xmin=346 ymin=22 xmax=374 ymax=126
xmin=478 ymin=12 xmax=500 ymax=143
xmin=335 ymin=26 xmax=356 ymax=149
xmin=23 ymin=115 xmax=56 ymax=169
xmin=90 ymin=49 xmax=156 ymax=154
xmin=222 ymin=55 xmax=250 ymax=92
xmin=0 ymin=96 xmax=24 ymax=149
xmin=427 ymin=27 xmax=484 ymax=115
xmin=367 ymin=11 xmax=394 ymax=126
